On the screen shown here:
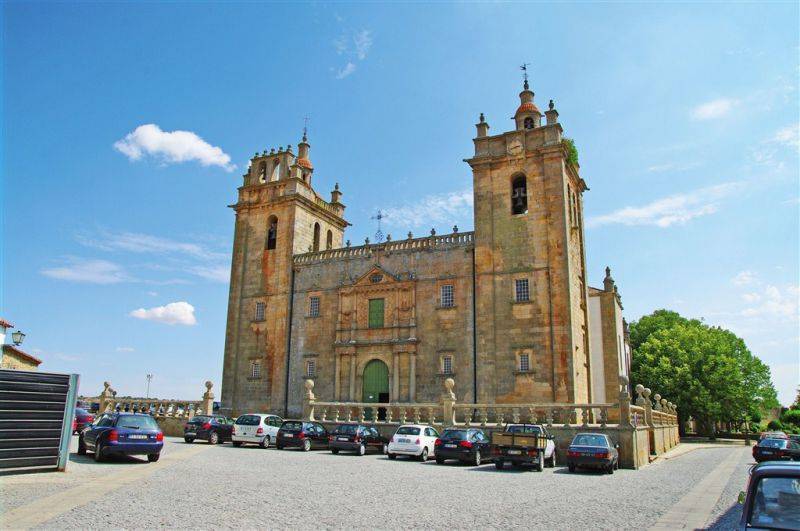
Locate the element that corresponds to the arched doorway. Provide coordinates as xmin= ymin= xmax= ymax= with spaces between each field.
xmin=362 ymin=359 xmax=389 ymax=420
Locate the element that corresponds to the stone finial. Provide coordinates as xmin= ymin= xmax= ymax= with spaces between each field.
xmin=203 ymin=381 xmax=214 ymax=400
xmin=618 ymin=374 xmax=630 ymax=397
xmin=334 ymin=182 xmax=339 ymax=191
xmin=452 ymin=224 xmax=459 ymax=233
xmin=635 ymin=384 xmax=646 ymax=406
xmin=479 ymin=112 xmax=485 ymax=123
xmin=103 ymin=381 xmax=111 ymax=391
xmin=286 ymin=144 xmax=292 ymax=152
xmin=254 ymin=152 xmax=260 ymax=159
xmin=661 ymin=398 xmax=668 ymax=412
xmin=549 ymin=99 xmax=554 ymax=111
xmin=668 ymin=402 xmax=675 ymax=413
xmin=386 ymin=234 xmax=392 ymax=242
xmin=365 ymin=237 xmax=370 ymax=245
xmin=430 ymin=228 xmax=436 ymax=236
xmin=653 ymin=393 xmax=662 ymax=410
xmin=278 ymin=146 xmax=283 ymax=152
xmin=304 ymin=379 xmax=315 ymax=400
xmin=476 ymin=113 xmax=490 ymax=137
xmin=407 ymin=231 xmax=413 ymax=240
xmin=443 ymin=378 xmax=456 ymax=400
xmin=270 ymin=148 xmax=275 ymax=154
xmin=545 ymin=99 xmax=559 ymax=125
xmin=346 ymin=239 xmax=351 ymax=247
xmin=643 ymin=387 xmax=652 ymax=400
xmin=604 ymin=266 xmax=615 ymax=292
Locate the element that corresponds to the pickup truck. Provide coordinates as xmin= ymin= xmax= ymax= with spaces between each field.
xmin=490 ymin=424 xmax=557 ymax=471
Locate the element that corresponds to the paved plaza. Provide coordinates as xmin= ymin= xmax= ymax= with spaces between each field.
xmin=1 ymin=437 xmax=752 ymax=529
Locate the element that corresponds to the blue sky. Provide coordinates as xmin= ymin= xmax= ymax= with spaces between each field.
xmin=2 ymin=2 xmax=798 ymax=405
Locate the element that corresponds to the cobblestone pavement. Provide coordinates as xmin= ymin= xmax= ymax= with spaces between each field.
xmin=0 ymin=436 xmax=753 ymax=529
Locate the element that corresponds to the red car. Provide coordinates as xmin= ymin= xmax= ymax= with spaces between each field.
xmin=73 ymin=408 xmax=95 ymax=433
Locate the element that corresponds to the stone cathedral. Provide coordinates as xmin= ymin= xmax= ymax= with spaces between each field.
xmin=221 ymin=81 xmax=631 ymax=417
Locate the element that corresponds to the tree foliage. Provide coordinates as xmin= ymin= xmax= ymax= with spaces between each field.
xmin=563 ymin=138 xmax=579 ymax=167
xmin=630 ymin=309 xmax=779 ymax=435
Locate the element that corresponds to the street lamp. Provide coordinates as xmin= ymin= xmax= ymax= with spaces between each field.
xmin=146 ymin=374 xmax=153 ymax=399
xmin=11 ymin=330 xmax=25 ymax=346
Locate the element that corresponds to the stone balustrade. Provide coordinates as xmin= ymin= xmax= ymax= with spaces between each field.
xmin=452 ymin=402 xmax=617 ymax=429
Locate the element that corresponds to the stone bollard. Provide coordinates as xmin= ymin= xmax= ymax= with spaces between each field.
xmin=201 ymin=381 xmax=214 ymax=415
xmin=303 ymin=379 xmax=316 ymax=421
xmin=441 ymin=378 xmax=456 ymax=427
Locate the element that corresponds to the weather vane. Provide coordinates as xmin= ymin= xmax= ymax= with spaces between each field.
xmin=520 ymin=62 xmax=530 ymax=89
xmin=302 ymin=115 xmax=310 ymax=139
xmin=371 ymin=210 xmax=386 ymax=243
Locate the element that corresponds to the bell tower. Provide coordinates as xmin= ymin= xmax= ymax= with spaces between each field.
xmin=222 ymin=132 xmax=348 ymax=415
xmin=466 ymin=79 xmax=591 ymax=405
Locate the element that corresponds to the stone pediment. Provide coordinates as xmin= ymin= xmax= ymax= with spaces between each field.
xmin=351 ymin=264 xmax=400 ymax=288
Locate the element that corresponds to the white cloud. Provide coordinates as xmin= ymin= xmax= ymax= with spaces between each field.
xmin=41 ymin=258 xmax=130 ymax=284
xmin=741 ymin=284 xmax=799 ymax=321
xmin=129 ymin=301 xmax=197 ymax=326
xmin=691 ymin=98 xmax=739 ymax=120
xmin=336 ymin=62 xmax=357 ymax=79
xmin=77 ymin=230 xmax=224 ymax=261
xmin=114 ymin=124 xmax=235 ymax=171
xmin=587 ymin=182 xmax=742 ymax=229
xmin=354 ymin=30 xmax=373 ymax=60
xmin=772 ymin=124 xmax=799 ymax=149
xmin=382 ymin=189 xmax=474 ymax=233
xmin=732 ymin=270 xmax=757 ymax=286
xmin=646 ymin=161 xmax=701 ymax=173
xmin=116 ymin=346 xmax=135 ymax=352
xmin=189 ymin=265 xmax=230 ymax=283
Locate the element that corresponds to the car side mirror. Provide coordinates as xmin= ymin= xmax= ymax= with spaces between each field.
xmin=737 ymin=491 xmax=745 ymax=505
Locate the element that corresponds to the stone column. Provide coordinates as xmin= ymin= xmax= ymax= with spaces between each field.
xmin=334 ymin=353 xmax=340 ymax=401
xmin=349 ymin=354 xmax=357 ymax=401
xmin=392 ymin=352 xmax=400 ymax=401
xmin=201 ymin=381 xmax=214 ymax=415
xmin=409 ymin=352 xmax=417 ymax=402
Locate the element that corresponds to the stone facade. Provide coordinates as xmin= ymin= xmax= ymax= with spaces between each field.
xmin=1 ymin=345 xmax=41 ymax=371
xmin=222 ymin=83 xmax=629 ymax=417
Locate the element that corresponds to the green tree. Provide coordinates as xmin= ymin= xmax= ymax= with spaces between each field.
xmin=630 ymin=310 xmax=778 ymax=436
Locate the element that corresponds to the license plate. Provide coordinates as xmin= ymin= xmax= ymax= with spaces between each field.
xmin=582 ymin=452 xmax=592 ymax=456
xmin=507 ymin=449 xmax=522 ymax=455
xmin=338 ymin=437 xmax=349 ymax=441
xmin=445 ymin=444 xmax=457 ymax=448
xmin=399 ymin=438 xmax=410 ymax=443
xmin=129 ymin=434 xmax=148 ymax=440
xmin=284 ymin=433 xmax=293 ymax=438
xmin=762 ymin=451 xmax=773 ymax=455
xmin=185 ymin=432 xmax=196 ymax=436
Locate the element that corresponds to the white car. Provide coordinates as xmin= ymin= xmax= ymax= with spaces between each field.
xmin=232 ymin=413 xmax=283 ymax=448
xmin=387 ymin=424 xmax=439 ymax=461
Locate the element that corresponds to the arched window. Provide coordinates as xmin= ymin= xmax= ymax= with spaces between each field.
xmin=313 ymin=222 xmax=321 ymax=251
xmin=266 ymin=216 xmax=278 ymax=250
xmin=523 ymin=116 xmax=534 ymax=130
xmin=270 ymin=159 xmax=280 ymax=182
xmin=326 ymin=230 xmax=333 ymax=250
xmin=258 ymin=161 xmax=267 ymax=183
xmin=511 ymin=175 xmax=528 ymax=215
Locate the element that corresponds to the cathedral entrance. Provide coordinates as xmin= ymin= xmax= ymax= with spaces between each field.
xmin=362 ymin=359 xmax=389 ymax=421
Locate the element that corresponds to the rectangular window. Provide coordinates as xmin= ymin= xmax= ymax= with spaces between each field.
xmin=305 ymin=359 xmax=316 ymax=378
xmin=368 ymin=299 xmax=385 ymax=328
xmin=255 ymin=301 xmax=265 ymax=321
xmin=250 ymin=361 xmax=261 ymax=379
xmin=519 ymin=353 xmax=530 ymax=372
xmin=309 ymin=296 xmax=320 ymax=317
xmin=442 ymin=355 xmax=453 ymax=375
xmin=515 ymin=278 xmax=530 ymax=302
xmin=440 ymin=285 xmax=454 ymax=308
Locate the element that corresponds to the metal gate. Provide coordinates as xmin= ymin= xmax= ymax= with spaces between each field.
xmin=0 ymin=369 xmax=79 ymax=472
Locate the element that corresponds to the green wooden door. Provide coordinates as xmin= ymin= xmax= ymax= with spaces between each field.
xmin=368 ymin=299 xmax=385 ymax=328
xmin=362 ymin=359 xmax=389 ymax=420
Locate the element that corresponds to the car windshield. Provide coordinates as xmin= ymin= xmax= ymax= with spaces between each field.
xmin=235 ymin=415 xmax=260 ymax=426
xmin=750 ymin=476 xmax=800 ymax=529
xmin=507 ymin=425 xmax=542 ymax=435
xmin=441 ymin=430 xmax=469 ymax=440
xmin=115 ymin=415 xmax=158 ymax=430
xmin=75 ymin=408 xmax=89 ymax=415
xmin=396 ymin=427 xmax=421 ymax=435
xmin=572 ymin=434 xmax=608 ymax=447
xmin=334 ymin=425 xmax=359 ymax=435
xmin=760 ymin=439 xmax=788 ymax=449
xmin=281 ymin=421 xmax=303 ymax=431
xmin=189 ymin=416 xmax=212 ymax=424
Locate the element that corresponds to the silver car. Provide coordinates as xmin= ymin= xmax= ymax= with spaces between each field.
xmin=232 ymin=413 xmax=283 ymax=448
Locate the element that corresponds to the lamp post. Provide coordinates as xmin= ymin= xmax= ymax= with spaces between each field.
xmin=146 ymin=374 xmax=153 ymax=399
xmin=11 ymin=330 xmax=25 ymax=346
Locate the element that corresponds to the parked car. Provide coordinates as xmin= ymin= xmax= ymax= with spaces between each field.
xmin=387 ymin=424 xmax=439 ymax=461
xmin=490 ymin=424 xmax=556 ymax=471
xmin=434 ymin=428 xmax=492 ymax=466
xmin=73 ymin=408 xmax=95 ymax=433
xmin=232 ymin=414 xmax=283 ymax=448
xmin=760 ymin=431 xmax=789 ymax=440
xmin=78 ymin=413 xmax=163 ymax=462
xmin=275 ymin=421 xmax=329 ymax=451
xmin=753 ymin=438 xmax=800 ymax=463
xmin=789 ymin=434 xmax=800 ymax=444
xmin=183 ymin=415 xmax=234 ymax=444
xmin=738 ymin=461 xmax=800 ymax=531
xmin=566 ymin=432 xmax=619 ymax=474
xmin=329 ymin=424 xmax=388 ymax=456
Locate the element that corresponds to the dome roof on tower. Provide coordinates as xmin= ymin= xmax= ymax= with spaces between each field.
xmin=515 ymin=102 xmax=541 ymax=115
xmin=296 ymin=158 xmax=313 ymax=170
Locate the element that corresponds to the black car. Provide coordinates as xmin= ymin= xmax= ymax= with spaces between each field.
xmin=434 ymin=428 xmax=492 ymax=466
xmin=738 ymin=461 xmax=800 ymax=530
xmin=329 ymin=424 xmax=388 ymax=456
xmin=183 ymin=415 xmax=234 ymax=444
xmin=566 ymin=433 xmax=619 ymax=473
xmin=276 ymin=421 xmax=329 ymax=451
xmin=753 ymin=438 xmax=800 ymax=462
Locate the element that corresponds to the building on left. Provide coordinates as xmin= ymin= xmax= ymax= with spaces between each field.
xmin=0 ymin=318 xmax=41 ymax=370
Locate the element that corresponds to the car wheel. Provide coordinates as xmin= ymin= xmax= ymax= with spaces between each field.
xmin=547 ymin=451 xmax=556 ymax=468
xmin=260 ymin=436 xmax=270 ymax=449
xmin=419 ymin=447 xmax=429 ymax=461
xmin=473 ymin=451 xmax=482 ymax=466
xmin=276 ymin=443 xmax=284 ymax=450
xmin=614 ymin=460 xmax=619 ymax=470
xmin=607 ymin=464 xmax=614 ymax=474
xmin=331 ymin=448 xmax=339 ymax=455
xmin=93 ymin=443 xmax=104 ymax=462
xmin=435 ymin=457 xmax=445 ymax=465
xmin=184 ymin=437 xmax=194 ymax=444
xmin=387 ymin=453 xmax=397 ymax=460
xmin=536 ymin=452 xmax=544 ymax=472
xmin=77 ymin=435 xmax=87 ymax=455
xmin=302 ymin=439 xmax=311 ymax=452
xmin=568 ymin=463 xmax=576 ymax=473
xmin=232 ymin=441 xmax=243 ymax=447
xmin=358 ymin=444 xmax=366 ymax=456
xmin=495 ymin=460 xmax=504 ymax=470
xmin=148 ymin=453 xmax=160 ymax=463
xmin=208 ymin=432 xmax=219 ymax=445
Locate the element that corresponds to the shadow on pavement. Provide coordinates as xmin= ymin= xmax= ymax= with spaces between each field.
xmin=707 ymin=502 xmax=741 ymax=530
xmin=68 ymin=452 xmax=147 ymax=465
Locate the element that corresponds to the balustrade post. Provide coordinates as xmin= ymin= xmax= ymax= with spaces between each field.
xmin=618 ymin=375 xmax=633 ymax=428
xmin=441 ymin=378 xmax=456 ymax=427
xmin=303 ymin=379 xmax=316 ymax=421
xmin=201 ymin=381 xmax=214 ymax=416
xmin=642 ymin=387 xmax=654 ymax=429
